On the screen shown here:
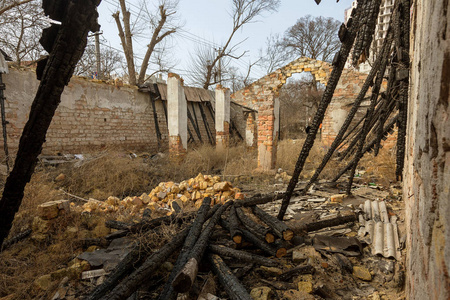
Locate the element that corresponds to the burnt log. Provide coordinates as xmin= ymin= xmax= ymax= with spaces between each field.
xmin=228 ymin=205 xmax=243 ymax=244
xmin=0 ymin=0 xmax=101 ymax=246
xmin=235 ymin=207 xmax=275 ymax=244
xmin=290 ymin=213 xmax=357 ymax=235
xmin=158 ymin=198 xmax=213 ymax=300
xmin=172 ymin=201 xmax=233 ymax=293
xmin=98 ymin=227 xmax=191 ymax=300
xmin=222 ymin=219 xmax=283 ymax=258
xmin=278 ymin=265 xmax=315 ymax=282
xmin=86 ymin=244 xmax=146 ymax=300
xmin=207 ymin=253 xmax=253 ymax=300
xmin=251 ymin=206 xmax=294 ymax=241
xmin=0 ymin=228 xmax=32 ymax=251
xmin=209 ymin=244 xmax=279 ymax=267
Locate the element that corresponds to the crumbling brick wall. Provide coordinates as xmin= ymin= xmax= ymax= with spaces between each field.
xmin=232 ymin=57 xmax=371 ymax=170
xmin=404 ymin=0 xmax=450 ymax=299
xmin=2 ymin=69 xmax=167 ymax=155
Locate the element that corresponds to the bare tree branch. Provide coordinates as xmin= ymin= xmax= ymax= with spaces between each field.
xmin=0 ymin=0 xmax=33 ymax=16
xmin=190 ymin=0 xmax=280 ymax=89
xmin=281 ymin=15 xmax=341 ymax=63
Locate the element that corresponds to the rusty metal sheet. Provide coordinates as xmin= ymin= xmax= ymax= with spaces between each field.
xmin=156 ymin=83 xmax=168 ymax=100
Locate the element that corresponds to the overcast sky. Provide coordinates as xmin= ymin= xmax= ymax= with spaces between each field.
xmin=96 ymin=0 xmax=353 ymax=84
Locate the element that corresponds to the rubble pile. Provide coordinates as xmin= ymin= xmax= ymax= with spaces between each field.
xmin=75 ymin=173 xmax=243 ymax=216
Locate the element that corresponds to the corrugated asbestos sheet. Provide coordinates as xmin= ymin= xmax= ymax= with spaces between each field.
xmin=358 ymin=200 xmax=401 ymax=260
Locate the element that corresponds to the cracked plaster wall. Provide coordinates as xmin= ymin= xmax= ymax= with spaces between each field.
xmin=404 ymin=0 xmax=450 ymax=299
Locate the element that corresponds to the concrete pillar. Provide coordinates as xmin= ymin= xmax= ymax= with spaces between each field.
xmin=167 ymin=73 xmax=187 ymax=157
xmin=245 ymin=112 xmax=257 ymax=148
xmin=215 ymin=85 xmax=230 ymax=149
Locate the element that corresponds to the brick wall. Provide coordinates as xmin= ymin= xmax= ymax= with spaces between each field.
xmin=232 ymin=56 xmax=380 ymax=169
xmin=2 ymin=69 xmax=167 ymax=155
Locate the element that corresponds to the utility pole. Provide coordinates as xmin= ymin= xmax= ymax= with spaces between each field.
xmin=217 ymin=47 xmax=222 ymax=85
xmin=89 ymin=31 xmax=103 ymax=79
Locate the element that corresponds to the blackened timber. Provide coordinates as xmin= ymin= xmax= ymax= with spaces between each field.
xmin=290 ymin=213 xmax=357 ymax=235
xmin=207 ymin=253 xmax=253 ymax=300
xmin=0 ymin=0 xmax=100 ymax=246
xmin=278 ymin=265 xmax=315 ymax=282
xmin=209 ymin=244 xmax=279 ymax=267
xmin=190 ymin=102 xmax=203 ymax=141
xmin=346 ymin=24 xmax=391 ymax=195
xmin=234 ymin=193 xmax=284 ymax=207
xmin=172 ymin=201 xmax=233 ymax=293
xmin=99 ymin=228 xmax=190 ymax=300
xmin=198 ymin=103 xmax=214 ymax=144
xmin=252 ymin=206 xmax=294 ymax=241
xmin=161 ymin=98 xmax=169 ymax=126
xmin=157 ymin=198 xmax=212 ymax=300
xmin=149 ymin=94 xmax=162 ymax=149
xmin=302 ymin=23 xmax=394 ymax=194
xmin=105 ymin=220 xmax=131 ymax=230
xmin=228 ymin=205 xmax=243 ymax=244
xmin=235 ymin=207 xmax=275 ymax=244
xmin=87 ymin=244 xmax=146 ymax=300
xmin=1 ymin=228 xmax=31 ymax=251
xmin=278 ymin=0 xmax=360 ymax=221
xmin=332 ymin=114 xmax=399 ymax=182
xmin=223 ymin=219 xmax=280 ymax=258
xmin=187 ymin=103 xmax=203 ymax=142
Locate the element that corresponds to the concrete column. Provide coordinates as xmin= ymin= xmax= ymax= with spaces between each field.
xmin=167 ymin=73 xmax=187 ymax=157
xmin=245 ymin=112 xmax=257 ymax=148
xmin=215 ymin=85 xmax=230 ymax=149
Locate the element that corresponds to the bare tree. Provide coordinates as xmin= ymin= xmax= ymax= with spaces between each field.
xmin=279 ymin=77 xmax=323 ymax=139
xmin=0 ymin=0 xmax=48 ymax=66
xmin=74 ymin=38 xmax=123 ymax=79
xmin=257 ymin=33 xmax=289 ymax=74
xmin=0 ymin=0 xmax=33 ymax=16
xmin=112 ymin=0 xmax=180 ymax=86
xmin=189 ymin=0 xmax=280 ymax=89
xmin=282 ymin=15 xmax=341 ymax=63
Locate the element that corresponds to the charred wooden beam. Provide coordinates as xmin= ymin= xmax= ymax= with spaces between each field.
xmin=86 ymin=244 xmax=146 ymax=300
xmin=278 ymin=265 xmax=315 ymax=282
xmin=235 ymin=207 xmax=275 ymax=244
xmin=207 ymin=253 xmax=253 ymax=300
xmin=99 ymin=227 xmax=191 ymax=300
xmin=158 ymin=197 xmax=212 ymax=300
xmin=1 ymin=228 xmax=31 ymax=251
xmin=0 ymin=0 xmax=101 ymax=246
xmin=224 ymin=219 xmax=284 ymax=258
xmin=105 ymin=220 xmax=131 ymax=231
xmin=278 ymin=0 xmax=361 ymax=221
xmin=209 ymin=244 xmax=279 ymax=267
xmin=228 ymin=205 xmax=243 ymax=244
xmin=252 ymin=206 xmax=294 ymax=241
xmin=290 ymin=213 xmax=357 ymax=235
xmin=172 ymin=201 xmax=233 ymax=293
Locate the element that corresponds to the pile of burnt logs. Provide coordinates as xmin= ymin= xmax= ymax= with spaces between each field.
xmin=85 ymin=196 xmax=302 ymax=300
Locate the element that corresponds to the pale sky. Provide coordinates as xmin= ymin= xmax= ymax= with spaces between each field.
xmin=97 ymin=0 xmax=353 ymax=84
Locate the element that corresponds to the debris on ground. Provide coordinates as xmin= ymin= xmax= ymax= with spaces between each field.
xmin=0 ymin=172 xmax=406 ymax=300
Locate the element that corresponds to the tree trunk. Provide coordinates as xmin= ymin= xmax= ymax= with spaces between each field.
xmin=0 ymin=0 xmax=100 ymax=246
